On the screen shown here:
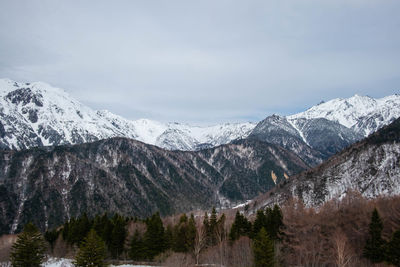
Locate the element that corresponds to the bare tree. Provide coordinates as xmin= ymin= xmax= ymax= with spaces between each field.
xmin=215 ymin=214 xmax=227 ymax=267
xmin=333 ymin=230 xmax=354 ymax=267
xmin=228 ymin=236 xmax=253 ymax=267
xmin=164 ymin=252 xmax=195 ymax=267
xmin=193 ymin=222 xmax=207 ymax=265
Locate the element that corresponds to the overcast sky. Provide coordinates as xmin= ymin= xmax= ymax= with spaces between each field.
xmin=1 ymin=0 xmax=399 ymax=123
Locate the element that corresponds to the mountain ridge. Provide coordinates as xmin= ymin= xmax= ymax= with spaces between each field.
xmin=1 ymin=78 xmax=399 ymax=156
xmin=0 ymin=78 xmax=256 ymax=151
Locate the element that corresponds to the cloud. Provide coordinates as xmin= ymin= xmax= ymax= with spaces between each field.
xmin=0 ymin=0 xmax=399 ymax=123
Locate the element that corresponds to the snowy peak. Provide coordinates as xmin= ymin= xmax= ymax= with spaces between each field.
xmin=247 ymin=94 xmax=398 ymax=166
xmin=288 ymin=94 xmax=400 ymax=135
xmin=0 ymin=78 xmax=256 ymax=151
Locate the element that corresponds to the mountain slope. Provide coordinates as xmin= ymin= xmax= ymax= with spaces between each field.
xmin=0 ymin=79 xmax=255 ymax=151
xmin=0 ymin=138 xmax=307 ymax=234
xmin=288 ymin=94 xmax=400 ymax=136
xmin=247 ymin=115 xmax=325 ymax=166
xmin=259 ymin=117 xmax=400 ymax=208
xmin=247 ymin=94 xmax=399 ymax=165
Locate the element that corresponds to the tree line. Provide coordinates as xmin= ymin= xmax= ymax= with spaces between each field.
xmin=8 ymin=194 xmax=400 ymax=266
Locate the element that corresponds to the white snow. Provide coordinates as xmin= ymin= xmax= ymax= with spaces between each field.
xmin=232 ymin=200 xmax=252 ymax=209
xmin=41 ymin=257 xmax=158 ymax=267
xmin=1 ymin=79 xmax=399 ymax=151
xmin=288 ymin=94 xmax=400 ymax=136
xmin=0 ymin=78 xmax=256 ymax=151
xmin=287 ymin=119 xmax=310 ymax=146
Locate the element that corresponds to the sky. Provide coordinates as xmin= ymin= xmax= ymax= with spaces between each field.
xmin=0 ymin=0 xmax=399 ymax=124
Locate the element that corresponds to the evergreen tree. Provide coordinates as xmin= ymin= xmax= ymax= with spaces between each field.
xmin=363 ymin=208 xmax=386 ymax=263
xmin=10 ymin=223 xmax=47 ymax=267
xmin=208 ymin=207 xmax=218 ymax=246
xmin=253 ymin=210 xmax=267 ymax=238
xmin=129 ymin=229 xmax=146 ymax=261
xmin=172 ymin=214 xmax=189 ymax=252
xmin=186 ymin=214 xmax=196 ymax=252
xmin=386 ymin=229 xmax=400 ymax=266
xmin=63 ymin=214 xmax=93 ymax=245
xmin=74 ymin=229 xmax=107 ymax=267
xmin=109 ymin=214 xmax=127 ymax=258
xmin=92 ymin=214 xmax=105 ymax=238
xmin=101 ymin=215 xmax=114 ymax=248
xmin=144 ymin=212 xmax=165 ymax=259
xmin=229 ymin=210 xmax=252 ymax=241
xmin=164 ymin=224 xmax=174 ymax=250
xmin=252 ymin=227 xmax=275 ymax=267
xmin=267 ymin=205 xmax=284 ymax=241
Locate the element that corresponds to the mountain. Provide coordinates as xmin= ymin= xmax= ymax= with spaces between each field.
xmin=247 ymin=95 xmax=400 ymax=165
xmin=257 ymin=117 xmax=400 ymax=209
xmin=1 ymin=78 xmax=399 ymax=156
xmin=288 ymin=94 xmax=400 ymax=136
xmin=247 ymin=115 xmax=326 ymax=166
xmin=247 ymin=115 xmax=363 ymax=166
xmin=0 ymin=138 xmax=307 ymax=234
xmin=0 ymin=79 xmax=255 ymax=151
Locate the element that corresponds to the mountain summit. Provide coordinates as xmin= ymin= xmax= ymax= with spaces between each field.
xmin=0 ymin=79 xmax=255 ymax=150
xmin=1 ymin=79 xmax=399 ymax=156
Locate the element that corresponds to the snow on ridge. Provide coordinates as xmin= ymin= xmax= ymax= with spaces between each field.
xmin=0 ymin=78 xmax=256 ymax=151
xmin=1 ymin=78 xmax=397 ymax=151
xmin=288 ymin=94 xmax=400 ymax=132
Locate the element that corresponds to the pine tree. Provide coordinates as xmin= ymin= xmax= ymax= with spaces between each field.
xmin=109 ymin=214 xmax=127 ymax=258
xmin=386 ymin=229 xmax=400 ymax=266
xmin=363 ymin=208 xmax=386 ymax=263
xmin=267 ymin=204 xmax=283 ymax=241
xmin=129 ymin=229 xmax=146 ymax=261
xmin=144 ymin=212 xmax=166 ymax=259
xmin=229 ymin=210 xmax=252 ymax=241
xmin=101 ymin=215 xmax=113 ymax=248
xmin=172 ymin=214 xmax=188 ymax=252
xmin=10 ymin=222 xmax=47 ymax=267
xmin=74 ymin=229 xmax=107 ymax=267
xmin=209 ymin=207 xmax=218 ymax=246
xmin=253 ymin=227 xmax=275 ymax=267
xmin=164 ymin=224 xmax=174 ymax=251
xmin=253 ymin=210 xmax=267 ymax=238
xmin=186 ymin=214 xmax=196 ymax=252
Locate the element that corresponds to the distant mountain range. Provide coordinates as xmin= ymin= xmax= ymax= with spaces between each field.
xmin=0 ymin=79 xmax=255 ymax=151
xmin=1 ymin=78 xmax=399 ymax=234
xmin=1 ymin=79 xmax=399 ymax=161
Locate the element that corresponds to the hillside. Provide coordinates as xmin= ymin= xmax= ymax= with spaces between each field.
xmin=0 ymin=138 xmax=307 ymax=234
xmin=257 ymin=117 xmax=400 ymax=209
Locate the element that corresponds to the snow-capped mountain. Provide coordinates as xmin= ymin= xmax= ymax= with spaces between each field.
xmin=0 ymin=79 xmax=255 ymax=151
xmin=1 ymin=78 xmax=399 ymax=155
xmin=247 ymin=94 xmax=400 ymax=166
xmin=288 ymin=94 xmax=400 ymax=136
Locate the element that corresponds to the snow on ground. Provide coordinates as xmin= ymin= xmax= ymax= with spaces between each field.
xmin=232 ymin=200 xmax=252 ymax=209
xmin=41 ymin=257 xmax=157 ymax=267
xmin=43 ymin=257 xmax=73 ymax=267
